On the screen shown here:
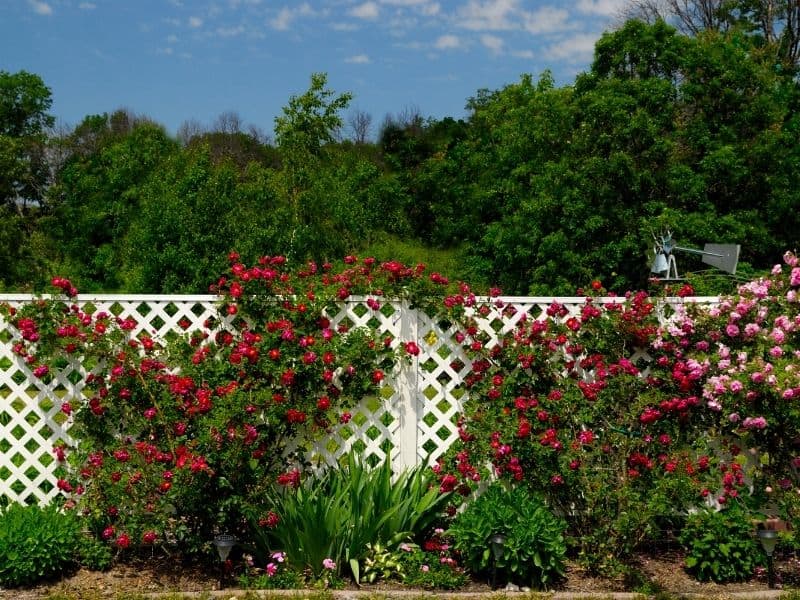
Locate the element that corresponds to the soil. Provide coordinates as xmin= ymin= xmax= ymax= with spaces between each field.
xmin=3 ymin=550 xmax=799 ymax=599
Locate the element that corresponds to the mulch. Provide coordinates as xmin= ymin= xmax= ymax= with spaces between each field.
xmin=3 ymin=550 xmax=799 ymax=599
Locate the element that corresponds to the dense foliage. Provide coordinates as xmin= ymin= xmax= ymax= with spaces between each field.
xmin=250 ymin=453 xmax=451 ymax=581
xmin=0 ymin=257 xmax=452 ymax=552
xmin=679 ymin=504 xmax=766 ymax=582
xmin=0 ymin=502 xmax=110 ymax=587
xmin=436 ymin=251 xmax=800 ymax=574
xmin=1 ymin=14 xmax=798 ymax=294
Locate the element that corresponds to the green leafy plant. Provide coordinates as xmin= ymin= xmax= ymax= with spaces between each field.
xmin=448 ymin=482 xmax=566 ymax=589
xmin=0 ymin=503 xmax=83 ymax=587
xmin=679 ymin=504 xmax=765 ymax=582
xmin=361 ymin=541 xmax=408 ymax=583
xmin=249 ymin=452 xmax=451 ymax=581
xmin=360 ymin=540 xmax=468 ymax=590
xmin=75 ymin=534 xmax=113 ymax=572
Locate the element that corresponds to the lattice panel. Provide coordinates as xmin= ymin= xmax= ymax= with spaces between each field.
xmin=0 ymin=338 xmax=77 ymax=505
xmin=1 ymin=293 xmax=716 ymax=505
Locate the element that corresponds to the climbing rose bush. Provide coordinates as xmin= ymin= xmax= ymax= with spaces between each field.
xmin=1 ymin=255 xmax=451 ymax=551
xmin=437 ymin=254 xmax=800 ymax=572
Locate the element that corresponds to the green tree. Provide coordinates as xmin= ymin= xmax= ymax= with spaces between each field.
xmin=0 ymin=70 xmax=54 ymax=211
xmin=452 ymin=20 xmax=798 ymax=294
xmin=46 ymin=115 xmax=178 ymax=290
xmin=123 ymin=146 xmax=288 ymax=292
xmin=272 ymin=73 xmax=359 ymax=262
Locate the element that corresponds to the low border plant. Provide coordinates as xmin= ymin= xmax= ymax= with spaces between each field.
xmin=679 ymin=503 xmax=765 ymax=583
xmin=448 ymin=482 xmax=566 ymax=589
xmin=0 ymin=502 xmax=91 ymax=587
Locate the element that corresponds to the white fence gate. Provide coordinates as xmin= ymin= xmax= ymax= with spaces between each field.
xmin=0 ymin=293 xmax=715 ymax=505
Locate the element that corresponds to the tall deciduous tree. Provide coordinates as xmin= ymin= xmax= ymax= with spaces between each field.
xmin=623 ymin=0 xmax=800 ymax=69
xmin=46 ymin=116 xmax=178 ymax=290
xmin=273 ymin=73 xmax=355 ymax=262
xmin=0 ymin=70 xmax=54 ymax=211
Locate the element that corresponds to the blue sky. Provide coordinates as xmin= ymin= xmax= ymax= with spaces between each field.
xmin=3 ymin=0 xmax=627 ymax=138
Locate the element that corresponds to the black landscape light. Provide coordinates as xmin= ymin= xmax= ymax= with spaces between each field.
xmin=212 ymin=533 xmax=236 ymax=588
xmin=757 ymin=528 xmax=778 ymax=589
xmin=488 ymin=532 xmax=506 ymax=590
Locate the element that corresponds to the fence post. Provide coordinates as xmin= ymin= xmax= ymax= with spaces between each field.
xmin=394 ymin=300 xmax=419 ymax=471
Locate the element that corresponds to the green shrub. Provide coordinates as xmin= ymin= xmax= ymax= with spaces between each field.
xmin=0 ymin=503 xmax=82 ymax=587
xmin=448 ymin=482 xmax=566 ymax=589
xmin=679 ymin=504 xmax=765 ymax=583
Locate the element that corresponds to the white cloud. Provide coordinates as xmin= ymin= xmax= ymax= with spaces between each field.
xmin=345 ymin=54 xmax=371 ymax=63
xmin=381 ymin=0 xmax=440 ymax=13
xmin=216 ymin=25 xmax=245 ymax=37
xmin=270 ymin=3 xmax=315 ymax=30
xmin=434 ymin=34 xmax=462 ymax=49
xmin=157 ymin=47 xmax=175 ymax=55
xmin=167 ymin=34 xmax=178 ymax=43
xmin=420 ymin=2 xmax=440 ymax=16
xmin=576 ymin=0 xmax=628 ymax=16
xmin=511 ymin=49 xmax=534 ymax=59
xmin=78 ymin=2 xmax=96 ymax=9
xmin=28 ymin=1 xmax=53 ymax=16
xmin=188 ymin=16 xmax=203 ymax=28
xmin=271 ymin=7 xmax=292 ymax=30
xmin=350 ymin=2 xmax=379 ymax=19
xmin=545 ymin=32 xmax=598 ymax=62
xmin=480 ymin=33 xmax=504 ymax=54
xmin=457 ymin=0 xmax=519 ymax=31
xmin=330 ymin=22 xmax=358 ymax=31
xmin=522 ymin=6 xmax=570 ymax=34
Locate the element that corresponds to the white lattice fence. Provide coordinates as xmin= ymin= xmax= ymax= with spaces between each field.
xmin=0 ymin=293 xmax=717 ymax=505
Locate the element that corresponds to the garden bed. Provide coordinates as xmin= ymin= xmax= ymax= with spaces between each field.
xmin=6 ymin=551 xmax=799 ymax=600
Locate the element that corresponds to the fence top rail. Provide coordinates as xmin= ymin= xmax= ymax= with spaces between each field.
xmin=0 ymin=293 xmax=722 ymax=304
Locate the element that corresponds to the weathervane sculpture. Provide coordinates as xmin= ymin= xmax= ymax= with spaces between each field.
xmin=650 ymin=231 xmax=740 ymax=281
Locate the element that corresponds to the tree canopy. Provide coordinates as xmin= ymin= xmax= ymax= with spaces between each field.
xmin=2 ymin=18 xmax=798 ymax=295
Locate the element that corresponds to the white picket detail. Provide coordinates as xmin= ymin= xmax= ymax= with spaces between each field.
xmin=0 ymin=293 xmax=717 ymax=505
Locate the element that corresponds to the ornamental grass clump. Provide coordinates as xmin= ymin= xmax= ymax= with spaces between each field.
xmin=248 ymin=452 xmax=452 ymax=581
